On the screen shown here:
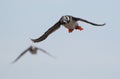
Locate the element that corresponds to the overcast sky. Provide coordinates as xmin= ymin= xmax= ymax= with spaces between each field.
xmin=0 ymin=0 xmax=120 ymax=79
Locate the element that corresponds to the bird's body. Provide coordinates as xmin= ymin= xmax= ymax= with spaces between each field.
xmin=12 ymin=46 xmax=55 ymax=63
xmin=29 ymin=46 xmax=38 ymax=54
xmin=59 ymin=15 xmax=83 ymax=32
xmin=31 ymin=15 xmax=105 ymax=43
xmin=63 ymin=19 xmax=78 ymax=29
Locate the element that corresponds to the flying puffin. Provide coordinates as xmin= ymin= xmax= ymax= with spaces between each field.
xmin=12 ymin=45 xmax=55 ymax=63
xmin=31 ymin=15 xmax=105 ymax=43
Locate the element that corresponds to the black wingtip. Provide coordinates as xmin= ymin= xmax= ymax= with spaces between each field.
xmin=30 ymin=38 xmax=36 ymax=43
xmin=92 ymin=23 xmax=106 ymax=26
xmin=101 ymin=23 xmax=106 ymax=26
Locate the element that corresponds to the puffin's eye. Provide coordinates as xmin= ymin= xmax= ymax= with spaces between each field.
xmin=66 ymin=16 xmax=70 ymax=21
xmin=63 ymin=16 xmax=67 ymax=20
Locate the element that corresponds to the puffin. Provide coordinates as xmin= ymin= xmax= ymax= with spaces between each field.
xmin=12 ymin=45 xmax=55 ymax=63
xmin=31 ymin=15 xmax=105 ymax=43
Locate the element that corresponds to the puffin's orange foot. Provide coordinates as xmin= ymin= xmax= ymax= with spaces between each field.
xmin=68 ymin=29 xmax=73 ymax=33
xmin=76 ymin=26 xmax=84 ymax=31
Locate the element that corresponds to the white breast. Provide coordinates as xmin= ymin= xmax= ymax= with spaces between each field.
xmin=63 ymin=20 xmax=78 ymax=29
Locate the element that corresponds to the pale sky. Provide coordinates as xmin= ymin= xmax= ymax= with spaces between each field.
xmin=0 ymin=0 xmax=120 ymax=79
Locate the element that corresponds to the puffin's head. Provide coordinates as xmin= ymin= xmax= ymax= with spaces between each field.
xmin=60 ymin=15 xmax=70 ymax=24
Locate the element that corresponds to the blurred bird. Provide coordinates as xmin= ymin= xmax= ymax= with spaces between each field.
xmin=12 ymin=45 xmax=55 ymax=63
xmin=31 ymin=15 xmax=105 ymax=43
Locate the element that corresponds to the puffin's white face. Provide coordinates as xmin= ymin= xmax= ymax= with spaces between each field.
xmin=60 ymin=16 xmax=70 ymax=24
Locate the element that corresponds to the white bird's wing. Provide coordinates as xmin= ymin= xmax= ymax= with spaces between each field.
xmin=37 ymin=47 xmax=56 ymax=59
xmin=12 ymin=47 xmax=31 ymax=63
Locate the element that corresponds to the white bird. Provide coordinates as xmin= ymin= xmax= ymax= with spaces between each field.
xmin=12 ymin=45 xmax=55 ymax=63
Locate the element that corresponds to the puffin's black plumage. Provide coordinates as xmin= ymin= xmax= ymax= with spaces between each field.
xmin=31 ymin=21 xmax=61 ymax=43
xmin=31 ymin=15 xmax=106 ymax=43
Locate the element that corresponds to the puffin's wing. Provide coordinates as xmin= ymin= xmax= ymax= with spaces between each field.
xmin=12 ymin=47 xmax=30 ymax=63
xmin=37 ymin=47 xmax=56 ymax=59
xmin=31 ymin=21 xmax=61 ymax=43
xmin=72 ymin=17 xmax=106 ymax=26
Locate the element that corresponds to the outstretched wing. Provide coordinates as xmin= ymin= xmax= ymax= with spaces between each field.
xmin=37 ymin=47 xmax=56 ymax=59
xmin=12 ymin=47 xmax=30 ymax=63
xmin=73 ymin=17 xmax=106 ymax=26
xmin=31 ymin=21 xmax=61 ymax=43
